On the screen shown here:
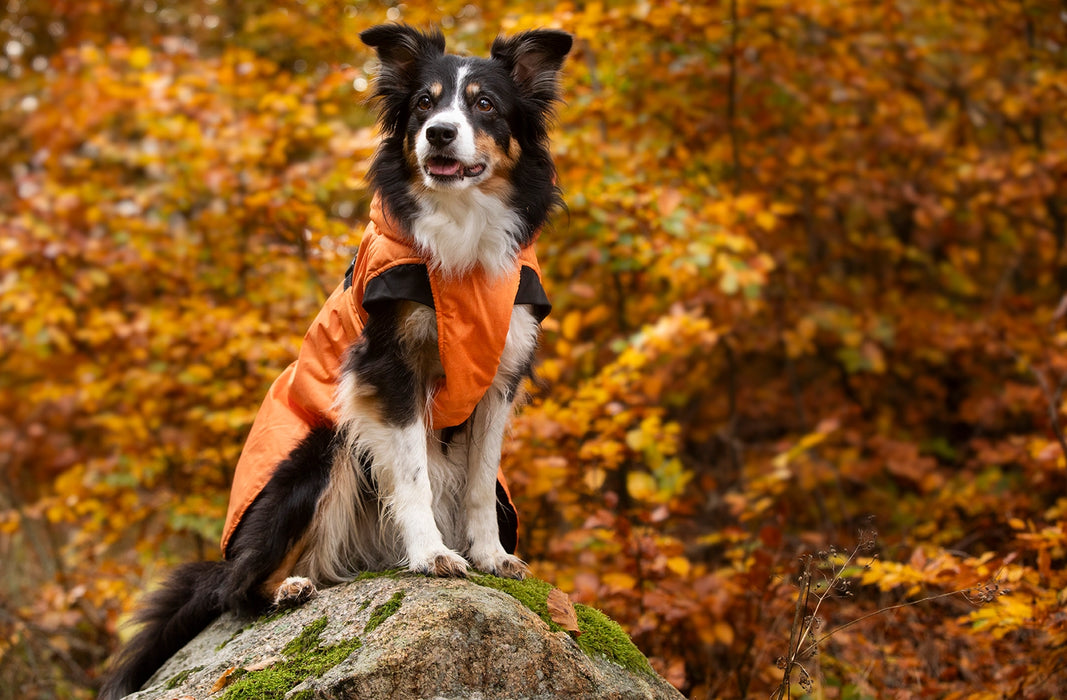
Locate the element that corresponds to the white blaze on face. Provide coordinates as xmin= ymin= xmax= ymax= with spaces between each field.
xmin=416 ymin=64 xmax=478 ymax=187
xmin=409 ymin=63 xmax=520 ymax=277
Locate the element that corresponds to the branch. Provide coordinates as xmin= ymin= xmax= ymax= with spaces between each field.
xmin=1031 ymin=364 xmax=1067 ymax=461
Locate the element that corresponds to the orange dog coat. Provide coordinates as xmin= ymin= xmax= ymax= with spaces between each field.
xmin=221 ymin=194 xmax=550 ymax=556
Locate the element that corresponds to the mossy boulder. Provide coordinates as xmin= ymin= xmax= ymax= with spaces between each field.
xmin=124 ymin=574 xmax=684 ymax=700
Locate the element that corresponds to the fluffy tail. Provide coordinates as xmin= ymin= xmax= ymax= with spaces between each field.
xmin=99 ymin=561 xmax=229 ymax=700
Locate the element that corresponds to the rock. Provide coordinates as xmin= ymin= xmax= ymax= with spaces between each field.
xmin=125 ymin=573 xmax=685 ymax=700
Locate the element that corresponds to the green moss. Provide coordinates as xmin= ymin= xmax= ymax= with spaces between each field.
xmin=353 ymin=568 xmax=403 ymax=581
xmin=574 ymin=604 xmax=654 ymax=676
xmin=282 ymin=616 xmax=329 ymax=657
xmin=164 ymin=665 xmax=202 ymax=690
xmin=221 ymin=615 xmax=360 ymax=700
xmin=470 ymin=575 xmax=655 ymax=676
xmin=363 ymin=591 xmax=405 ymax=634
xmin=469 ymin=574 xmax=559 ymax=630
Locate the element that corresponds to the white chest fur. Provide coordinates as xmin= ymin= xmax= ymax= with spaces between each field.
xmin=412 ymin=189 xmax=522 ymax=279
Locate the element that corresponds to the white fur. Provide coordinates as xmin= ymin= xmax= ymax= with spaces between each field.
xmin=272 ymin=576 xmax=316 ymax=607
xmin=303 ymin=305 xmax=540 ymax=581
xmin=464 ymin=306 xmax=539 ymax=574
xmin=416 ymin=65 xmax=476 ymax=174
xmin=412 ymin=189 xmax=521 ymax=279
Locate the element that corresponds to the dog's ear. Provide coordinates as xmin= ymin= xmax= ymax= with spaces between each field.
xmin=361 ymin=24 xmax=445 ymax=134
xmin=361 ymin=23 xmax=445 ymax=71
xmin=490 ymin=29 xmax=573 ymax=104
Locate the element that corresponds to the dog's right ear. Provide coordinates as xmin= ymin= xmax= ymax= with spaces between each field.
xmin=361 ymin=24 xmax=445 ymax=134
xmin=361 ymin=24 xmax=445 ymax=83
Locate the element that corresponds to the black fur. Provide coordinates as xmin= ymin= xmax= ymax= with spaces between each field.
xmin=100 ymin=427 xmax=334 ymax=699
xmin=99 ymin=562 xmax=229 ymax=700
xmin=222 ymin=426 xmax=336 ymax=608
xmin=342 ymin=303 xmax=421 ymax=426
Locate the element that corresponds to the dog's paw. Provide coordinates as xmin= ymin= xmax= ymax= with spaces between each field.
xmin=409 ymin=549 xmax=469 ymax=578
xmin=470 ymin=550 xmax=529 ymax=580
xmin=272 ymin=576 xmax=317 ymax=609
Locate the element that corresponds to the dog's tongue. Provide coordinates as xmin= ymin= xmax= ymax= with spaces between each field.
xmin=428 ymin=158 xmax=462 ymax=177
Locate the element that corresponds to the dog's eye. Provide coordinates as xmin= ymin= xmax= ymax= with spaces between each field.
xmin=416 ymin=95 xmax=433 ymax=111
xmin=475 ymin=96 xmax=494 ymax=113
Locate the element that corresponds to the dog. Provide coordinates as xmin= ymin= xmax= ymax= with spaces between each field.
xmin=100 ymin=23 xmax=571 ymax=699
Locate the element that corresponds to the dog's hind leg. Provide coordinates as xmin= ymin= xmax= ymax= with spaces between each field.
xmin=224 ymin=426 xmax=335 ymax=614
xmin=259 ymin=534 xmax=316 ymax=609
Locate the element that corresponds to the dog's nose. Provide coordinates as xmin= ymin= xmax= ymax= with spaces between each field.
xmin=425 ymin=123 xmax=458 ymax=148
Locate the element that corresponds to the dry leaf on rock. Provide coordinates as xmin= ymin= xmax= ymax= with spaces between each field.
xmin=547 ymin=588 xmax=581 ymax=637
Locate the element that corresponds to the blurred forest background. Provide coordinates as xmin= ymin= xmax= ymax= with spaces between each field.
xmin=2 ymin=0 xmax=1067 ymax=698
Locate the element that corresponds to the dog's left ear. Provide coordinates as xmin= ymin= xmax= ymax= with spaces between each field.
xmin=491 ymin=29 xmax=573 ymax=104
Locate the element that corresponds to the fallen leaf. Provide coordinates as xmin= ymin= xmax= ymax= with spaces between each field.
xmin=211 ymin=667 xmax=240 ymax=693
xmin=547 ymin=588 xmax=581 ymax=637
xmin=243 ymin=655 xmax=282 ymax=672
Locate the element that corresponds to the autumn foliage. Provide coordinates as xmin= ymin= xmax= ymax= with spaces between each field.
xmin=2 ymin=1 xmax=1067 ymax=698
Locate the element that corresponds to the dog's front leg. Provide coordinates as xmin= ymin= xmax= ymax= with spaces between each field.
xmin=464 ymin=305 xmax=539 ymax=579
xmin=465 ymin=389 xmax=530 ymax=579
xmin=363 ymin=416 xmax=469 ymax=577
xmin=342 ymin=303 xmax=469 ymax=578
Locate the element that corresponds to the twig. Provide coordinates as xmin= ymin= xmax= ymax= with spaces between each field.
xmin=1031 ymin=365 xmax=1067 ymax=461
xmin=799 ymin=587 xmax=977 ymax=659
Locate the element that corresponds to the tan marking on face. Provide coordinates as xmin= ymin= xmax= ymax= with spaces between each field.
xmin=465 ymin=82 xmax=481 ymax=100
xmin=474 ymin=134 xmax=521 ymax=198
xmin=430 ymin=82 xmax=443 ymax=99
xmin=405 ymin=138 xmax=422 ymax=177
xmin=474 ymin=133 xmax=520 ymax=169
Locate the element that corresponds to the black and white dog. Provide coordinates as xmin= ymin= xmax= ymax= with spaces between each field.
xmin=101 ymin=23 xmax=571 ymax=699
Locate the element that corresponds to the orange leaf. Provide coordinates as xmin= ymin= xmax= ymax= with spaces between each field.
xmin=211 ymin=667 xmax=239 ymax=693
xmin=546 ymin=588 xmax=581 ymax=637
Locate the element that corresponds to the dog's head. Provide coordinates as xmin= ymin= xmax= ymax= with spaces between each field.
xmin=361 ymin=24 xmax=572 ymax=195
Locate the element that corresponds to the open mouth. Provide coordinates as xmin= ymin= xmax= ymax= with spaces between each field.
xmin=425 ymin=157 xmax=487 ymax=180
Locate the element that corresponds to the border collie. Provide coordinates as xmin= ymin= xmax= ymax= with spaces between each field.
xmin=101 ymin=23 xmax=571 ymax=699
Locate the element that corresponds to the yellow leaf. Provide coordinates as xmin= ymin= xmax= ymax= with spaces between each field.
xmin=755 ymin=210 xmax=777 ymax=231
xmin=626 ymin=471 xmax=657 ymax=501
xmin=129 ymin=47 xmax=152 ymax=69
xmin=584 ymin=467 xmax=606 ymax=491
xmin=666 ymin=556 xmax=691 ymax=577
xmin=211 ymin=667 xmax=239 ymax=693
xmin=602 ymin=572 xmax=637 ymax=591
xmin=561 ymin=310 xmax=582 ymax=341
